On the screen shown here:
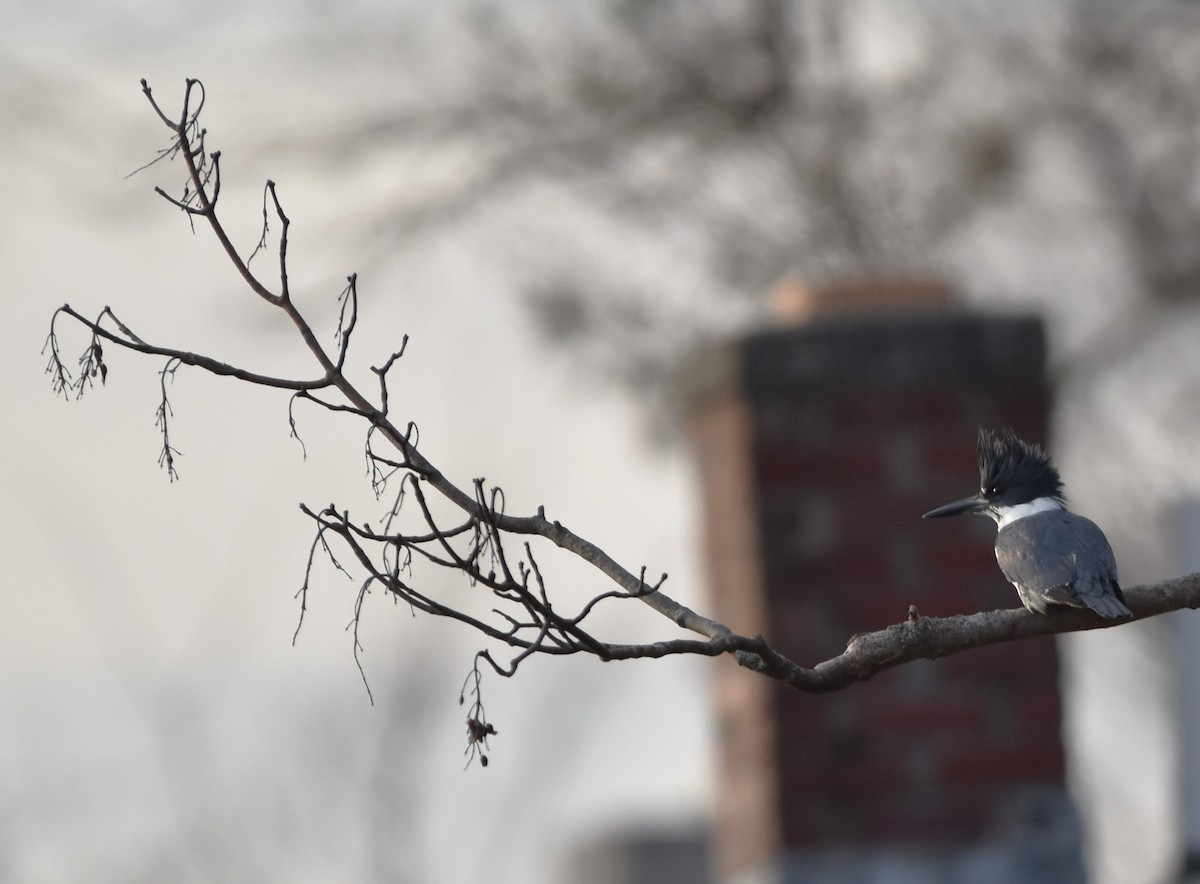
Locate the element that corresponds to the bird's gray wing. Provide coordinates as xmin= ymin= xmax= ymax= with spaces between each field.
xmin=1072 ymin=514 xmax=1119 ymax=583
xmin=995 ymin=511 xmax=1079 ymax=591
xmin=1064 ymin=513 xmax=1128 ymax=617
xmin=996 ymin=511 xmax=1129 ymax=618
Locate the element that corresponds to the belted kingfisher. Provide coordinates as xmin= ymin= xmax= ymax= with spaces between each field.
xmin=923 ymin=428 xmax=1132 ymax=619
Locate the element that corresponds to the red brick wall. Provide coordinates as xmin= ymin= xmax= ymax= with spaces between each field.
xmin=687 ymin=313 xmax=1066 ymax=877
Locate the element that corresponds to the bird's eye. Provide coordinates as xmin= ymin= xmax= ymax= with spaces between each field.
xmin=985 ymin=485 xmax=1001 ymax=496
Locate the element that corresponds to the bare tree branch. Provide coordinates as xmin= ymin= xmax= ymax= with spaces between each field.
xmin=43 ymin=78 xmax=1200 ymax=763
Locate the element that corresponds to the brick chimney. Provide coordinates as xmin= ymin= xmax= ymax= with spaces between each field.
xmin=685 ymin=290 xmax=1084 ymax=882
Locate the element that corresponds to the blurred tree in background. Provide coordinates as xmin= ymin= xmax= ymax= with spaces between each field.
xmin=290 ymin=0 xmax=1200 ymax=432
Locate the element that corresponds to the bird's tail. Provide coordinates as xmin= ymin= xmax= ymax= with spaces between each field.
xmin=1077 ymin=575 xmax=1133 ymax=619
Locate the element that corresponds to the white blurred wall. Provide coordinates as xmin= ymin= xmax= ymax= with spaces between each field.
xmin=0 ymin=7 xmax=712 ymax=882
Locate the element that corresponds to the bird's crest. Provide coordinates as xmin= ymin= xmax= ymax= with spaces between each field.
xmin=977 ymin=427 xmax=1064 ymax=503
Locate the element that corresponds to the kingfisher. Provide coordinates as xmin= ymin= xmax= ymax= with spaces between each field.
xmin=923 ymin=427 xmax=1132 ymax=619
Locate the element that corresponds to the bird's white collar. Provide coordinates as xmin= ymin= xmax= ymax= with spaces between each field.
xmin=990 ymin=496 xmax=1065 ymax=530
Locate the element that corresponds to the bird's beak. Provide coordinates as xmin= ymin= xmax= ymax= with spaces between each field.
xmin=922 ymin=494 xmax=989 ymax=519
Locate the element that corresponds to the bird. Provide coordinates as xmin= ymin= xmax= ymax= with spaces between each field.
xmin=923 ymin=427 xmax=1132 ymax=619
